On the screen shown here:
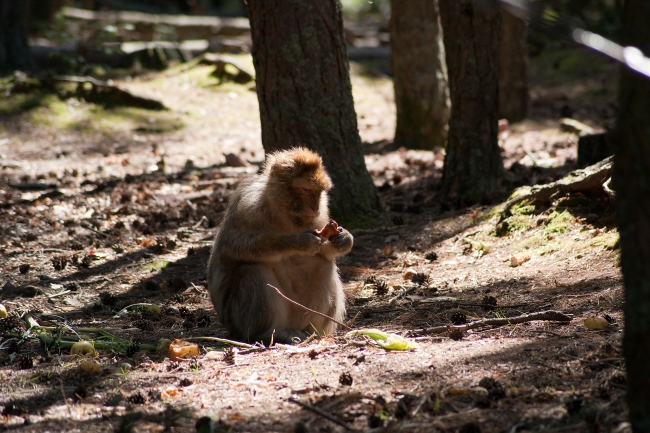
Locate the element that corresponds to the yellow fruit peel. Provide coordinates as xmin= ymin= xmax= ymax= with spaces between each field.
xmin=169 ymin=339 xmax=200 ymax=360
xmin=584 ymin=317 xmax=609 ymax=329
xmin=70 ymin=340 xmax=98 ymax=356
xmin=345 ymin=329 xmax=418 ymax=351
xmin=79 ymin=359 xmax=101 ymax=373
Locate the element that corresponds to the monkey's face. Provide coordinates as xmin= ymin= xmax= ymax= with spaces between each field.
xmin=290 ymin=180 xmax=324 ymax=221
xmin=264 ymin=147 xmax=332 ymax=227
xmin=297 ymin=187 xmax=322 ymax=219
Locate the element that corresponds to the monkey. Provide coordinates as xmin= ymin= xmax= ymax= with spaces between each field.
xmin=207 ymin=147 xmax=354 ymax=344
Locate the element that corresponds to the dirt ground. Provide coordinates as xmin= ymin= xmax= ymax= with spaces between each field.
xmin=0 ymin=47 xmax=629 ymax=433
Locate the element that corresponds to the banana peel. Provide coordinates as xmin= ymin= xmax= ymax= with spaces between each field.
xmin=345 ymin=329 xmax=418 ymax=351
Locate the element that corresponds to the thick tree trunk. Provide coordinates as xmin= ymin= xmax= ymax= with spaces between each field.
xmin=247 ymin=0 xmax=380 ymax=223
xmin=27 ymin=0 xmax=73 ymax=25
xmin=498 ymin=9 xmax=528 ymax=122
xmin=614 ymin=0 xmax=650 ymax=430
xmin=0 ymin=0 xmax=34 ymax=74
xmin=439 ymin=0 xmax=503 ymax=203
xmin=389 ymin=0 xmax=450 ymax=149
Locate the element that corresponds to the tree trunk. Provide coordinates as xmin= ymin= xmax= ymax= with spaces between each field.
xmin=439 ymin=0 xmax=502 ymax=204
xmin=26 ymin=0 xmax=73 ymax=26
xmin=389 ymin=0 xmax=450 ymax=149
xmin=498 ymin=9 xmax=528 ymax=122
xmin=0 ymin=0 xmax=34 ymax=74
xmin=247 ymin=0 xmax=380 ymax=223
xmin=614 ymin=0 xmax=650 ymax=430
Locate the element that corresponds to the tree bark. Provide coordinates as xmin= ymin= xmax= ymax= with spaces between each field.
xmin=389 ymin=0 xmax=450 ymax=149
xmin=0 ymin=0 xmax=34 ymax=74
xmin=498 ymin=9 xmax=528 ymax=122
xmin=247 ymin=0 xmax=380 ymax=223
xmin=614 ymin=0 xmax=650 ymax=430
xmin=439 ymin=0 xmax=503 ymax=204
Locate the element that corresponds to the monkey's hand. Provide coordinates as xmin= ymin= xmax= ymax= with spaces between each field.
xmin=319 ymin=228 xmax=353 ymax=260
xmin=292 ymin=230 xmax=324 ymax=256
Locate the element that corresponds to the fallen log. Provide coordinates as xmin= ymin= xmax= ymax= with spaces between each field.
xmin=498 ymin=156 xmax=613 ymax=223
xmin=61 ymin=7 xmax=250 ymax=38
xmin=42 ymin=75 xmax=167 ymax=110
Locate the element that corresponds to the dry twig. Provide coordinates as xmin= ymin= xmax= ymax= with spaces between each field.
xmin=267 ymin=284 xmax=351 ymax=330
xmin=412 ymin=310 xmax=572 ymax=335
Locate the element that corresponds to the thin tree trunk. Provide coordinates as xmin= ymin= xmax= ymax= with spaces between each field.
xmin=499 ymin=9 xmax=528 ymax=122
xmin=614 ymin=0 xmax=650 ymax=429
xmin=389 ymin=0 xmax=450 ymax=149
xmin=0 ymin=0 xmax=34 ymax=74
xmin=247 ymin=0 xmax=380 ymax=223
xmin=439 ymin=0 xmax=503 ymax=204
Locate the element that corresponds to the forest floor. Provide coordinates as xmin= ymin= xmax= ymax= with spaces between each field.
xmin=0 ymin=46 xmax=628 ymax=433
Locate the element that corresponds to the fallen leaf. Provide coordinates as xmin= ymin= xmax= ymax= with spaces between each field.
xmin=510 ymin=254 xmax=531 ymax=267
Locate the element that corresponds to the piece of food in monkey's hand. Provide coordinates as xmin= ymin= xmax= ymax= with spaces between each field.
xmin=315 ymin=219 xmax=343 ymax=239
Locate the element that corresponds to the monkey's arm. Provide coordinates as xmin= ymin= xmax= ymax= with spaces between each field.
xmin=318 ymin=229 xmax=353 ymax=261
xmin=219 ymin=230 xmax=322 ymax=263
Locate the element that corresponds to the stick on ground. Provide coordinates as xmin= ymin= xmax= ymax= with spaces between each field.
xmin=413 ymin=310 xmax=572 ymax=335
xmin=267 ymin=284 xmax=351 ymax=330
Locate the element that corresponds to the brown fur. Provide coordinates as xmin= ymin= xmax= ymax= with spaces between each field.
xmin=207 ymin=148 xmax=353 ymax=343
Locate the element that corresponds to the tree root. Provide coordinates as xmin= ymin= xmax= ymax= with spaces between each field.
xmin=412 ymin=310 xmax=572 ymax=336
xmin=498 ymin=156 xmax=614 ymax=223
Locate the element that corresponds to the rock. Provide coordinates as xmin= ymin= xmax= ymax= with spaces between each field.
xmin=224 ymin=153 xmax=248 ymax=167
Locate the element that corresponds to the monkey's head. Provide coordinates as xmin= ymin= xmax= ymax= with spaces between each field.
xmin=264 ymin=147 xmax=332 ymax=228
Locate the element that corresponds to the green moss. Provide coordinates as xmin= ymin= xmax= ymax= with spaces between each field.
xmin=0 ymin=90 xmax=53 ymax=114
xmin=506 ymin=186 xmax=532 ymax=201
xmin=590 ymin=231 xmax=620 ymax=250
xmin=506 ymin=215 xmax=534 ymax=232
xmin=515 ymin=232 xmax=544 ymax=250
xmin=143 ymin=260 xmax=170 ymax=272
xmin=511 ymin=202 xmax=536 ymax=216
xmin=28 ymin=99 xmax=183 ymax=134
xmin=545 ymin=210 xmax=575 ymax=235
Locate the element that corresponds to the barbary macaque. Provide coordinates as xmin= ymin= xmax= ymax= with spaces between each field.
xmin=207 ymin=148 xmax=353 ymax=343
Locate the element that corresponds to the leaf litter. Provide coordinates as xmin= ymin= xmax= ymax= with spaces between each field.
xmin=0 ymin=48 xmax=630 ymax=432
